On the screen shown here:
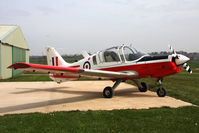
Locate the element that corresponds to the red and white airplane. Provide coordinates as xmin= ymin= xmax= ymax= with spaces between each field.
xmin=8 ymin=45 xmax=192 ymax=98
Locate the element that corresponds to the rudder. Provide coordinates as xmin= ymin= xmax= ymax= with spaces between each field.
xmin=46 ymin=47 xmax=69 ymax=67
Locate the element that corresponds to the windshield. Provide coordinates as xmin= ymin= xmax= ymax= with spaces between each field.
xmin=103 ymin=47 xmax=120 ymax=62
xmin=121 ymin=46 xmax=146 ymax=61
xmin=97 ymin=45 xmax=146 ymax=63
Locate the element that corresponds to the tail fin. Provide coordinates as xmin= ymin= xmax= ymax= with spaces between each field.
xmin=46 ymin=47 xmax=69 ymax=67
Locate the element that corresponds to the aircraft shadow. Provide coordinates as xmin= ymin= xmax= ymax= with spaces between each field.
xmin=12 ymin=87 xmax=70 ymax=94
xmin=1 ymin=87 xmax=155 ymax=114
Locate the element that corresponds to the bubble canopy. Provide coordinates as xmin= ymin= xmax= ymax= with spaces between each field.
xmin=100 ymin=45 xmax=147 ymax=62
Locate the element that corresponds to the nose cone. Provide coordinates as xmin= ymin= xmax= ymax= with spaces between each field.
xmin=175 ymin=54 xmax=190 ymax=65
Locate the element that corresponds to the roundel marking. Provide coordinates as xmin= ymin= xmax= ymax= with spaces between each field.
xmin=83 ymin=61 xmax=91 ymax=69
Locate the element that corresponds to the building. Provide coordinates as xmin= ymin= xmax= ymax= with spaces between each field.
xmin=0 ymin=25 xmax=29 ymax=79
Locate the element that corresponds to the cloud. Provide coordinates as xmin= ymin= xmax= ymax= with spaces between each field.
xmin=0 ymin=8 xmax=31 ymax=20
xmin=0 ymin=0 xmax=199 ymax=54
xmin=36 ymin=6 xmax=57 ymax=15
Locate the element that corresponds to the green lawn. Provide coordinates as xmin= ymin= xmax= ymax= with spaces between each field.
xmin=0 ymin=64 xmax=199 ymax=132
xmin=0 ymin=75 xmax=52 ymax=82
xmin=127 ymin=70 xmax=199 ymax=106
xmin=0 ymin=107 xmax=198 ymax=133
xmin=189 ymin=60 xmax=199 ymax=68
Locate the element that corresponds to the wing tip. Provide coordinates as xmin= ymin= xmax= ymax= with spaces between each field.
xmin=7 ymin=62 xmax=30 ymax=69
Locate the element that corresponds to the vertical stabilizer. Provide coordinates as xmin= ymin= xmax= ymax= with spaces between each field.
xmin=46 ymin=47 xmax=69 ymax=67
xmin=82 ymin=50 xmax=89 ymax=58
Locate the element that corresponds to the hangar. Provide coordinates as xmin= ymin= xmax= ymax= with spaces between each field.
xmin=0 ymin=25 xmax=29 ymax=79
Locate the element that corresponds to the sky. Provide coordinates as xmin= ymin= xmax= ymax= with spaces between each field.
xmin=0 ymin=0 xmax=199 ymax=55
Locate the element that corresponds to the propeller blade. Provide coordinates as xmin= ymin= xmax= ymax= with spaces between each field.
xmin=183 ymin=63 xmax=192 ymax=74
xmin=168 ymin=45 xmax=176 ymax=55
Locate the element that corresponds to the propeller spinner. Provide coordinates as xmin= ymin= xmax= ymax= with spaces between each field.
xmin=169 ymin=45 xmax=192 ymax=73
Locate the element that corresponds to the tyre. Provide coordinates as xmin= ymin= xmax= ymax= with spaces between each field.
xmin=103 ymin=86 xmax=114 ymax=98
xmin=138 ymin=82 xmax=148 ymax=92
xmin=157 ymin=88 xmax=167 ymax=97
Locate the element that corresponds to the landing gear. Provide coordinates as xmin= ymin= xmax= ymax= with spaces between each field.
xmin=157 ymin=88 xmax=167 ymax=97
xmin=156 ymin=78 xmax=167 ymax=97
xmin=138 ymin=82 xmax=148 ymax=92
xmin=131 ymin=79 xmax=148 ymax=92
xmin=103 ymin=87 xmax=113 ymax=98
xmin=103 ymin=80 xmax=122 ymax=98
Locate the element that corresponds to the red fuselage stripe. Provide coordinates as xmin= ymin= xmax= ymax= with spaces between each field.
xmin=99 ymin=61 xmax=181 ymax=78
xmin=50 ymin=61 xmax=181 ymax=80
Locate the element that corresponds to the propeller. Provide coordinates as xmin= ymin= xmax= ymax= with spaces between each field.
xmin=168 ymin=45 xmax=177 ymax=55
xmin=183 ymin=63 xmax=192 ymax=74
xmin=168 ymin=45 xmax=192 ymax=74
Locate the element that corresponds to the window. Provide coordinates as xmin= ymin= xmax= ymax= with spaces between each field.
xmin=98 ymin=51 xmax=104 ymax=63
xmin=93 ymin=55 xmax=97 ymax=65
xmin=123 ymin=46 xmax=145 ymax=61
xmin=104 ymin=51 xmax=120 ymax=62
xmin=123 ymin=46 xmax=135 ymax=61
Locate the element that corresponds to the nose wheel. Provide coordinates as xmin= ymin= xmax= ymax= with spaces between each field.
xmin=156 ymin=79 xmax=167 ymax=97
xmin=157 ymin=87 xmax=167 ymax=97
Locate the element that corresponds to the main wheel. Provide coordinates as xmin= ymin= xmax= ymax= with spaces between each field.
xmin=103 ymin=86 xmax=114 ymax=98
xmin=138 ymin=82 xmax=148 ymax=92
xmin=157 ymin=88 xmax=167 ymax=97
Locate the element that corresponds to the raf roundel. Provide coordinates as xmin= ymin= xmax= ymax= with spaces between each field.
xmin=83 ymin=61 xmax=91 ymax=69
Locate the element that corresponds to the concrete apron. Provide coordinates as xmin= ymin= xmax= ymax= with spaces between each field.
xmin=0 ymin=81 xmax=193 ymax=115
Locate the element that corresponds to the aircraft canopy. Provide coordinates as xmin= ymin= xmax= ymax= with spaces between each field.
xmin=101 ymin=45 xmax=146 ymax=62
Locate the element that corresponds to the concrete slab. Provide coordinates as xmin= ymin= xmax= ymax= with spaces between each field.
xmin=0 ymin=81 xmax=193 ymax=115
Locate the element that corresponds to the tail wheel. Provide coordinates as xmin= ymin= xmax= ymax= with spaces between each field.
xmin=157 ymin=88 xmax=167 ymax=97
xmin=103 ymin=86 xmax=114 ymax=98
xmin=138 ymin=82 xmax=148 ymax=92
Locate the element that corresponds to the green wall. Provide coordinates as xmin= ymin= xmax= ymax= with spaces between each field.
xmin=1 ymin=44 xmax=12 ymax=79
xmin=0 ymin=44 xmax=1 ymax=77
xmin=12 ymin=46 xmax=26 ymax=77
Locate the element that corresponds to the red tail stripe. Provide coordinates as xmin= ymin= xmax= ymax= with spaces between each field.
xmin=56 ymin=57 xmax=58 ymax=66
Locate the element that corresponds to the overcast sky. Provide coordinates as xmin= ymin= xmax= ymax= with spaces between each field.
xmin=1 ymin=0 xmax=199 ymax=55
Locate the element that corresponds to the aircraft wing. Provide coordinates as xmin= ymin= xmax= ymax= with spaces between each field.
xmin=8 ymin=62 xmax=138 ymax=79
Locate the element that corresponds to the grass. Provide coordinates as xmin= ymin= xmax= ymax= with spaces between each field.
xmin=127 ymin=70 xmax=199 ymax=106
xmin=0 ymin=107 xmax=198 ymax=133
xmin=24 ymin=71 xmax=47 ymax=74
xmin=0 ymin=75 xmax=52 ymax=82
xmin=189 ymin=60 xmax=199 ymax=68
xmin=0 ymin=62 xmax=199 ymax=132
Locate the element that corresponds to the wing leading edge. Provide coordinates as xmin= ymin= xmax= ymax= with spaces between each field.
xmin=8 ymin=62 xmax=138 ymax=80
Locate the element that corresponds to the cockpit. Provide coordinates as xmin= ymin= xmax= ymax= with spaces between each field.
xmin=94 ymin=45 xmax=146 ymax=64
xmin=122 ymin=46 xmax=146 ymax=61
xmin=103 ymin=47 xmax=120 ymax=62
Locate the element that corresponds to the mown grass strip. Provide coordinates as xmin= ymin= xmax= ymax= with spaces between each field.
xmin=0 ymin=106 xmax=198 ymax=133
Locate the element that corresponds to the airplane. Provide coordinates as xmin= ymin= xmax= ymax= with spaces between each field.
xmin=8 ymin=44 xmax=192 ymax=98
